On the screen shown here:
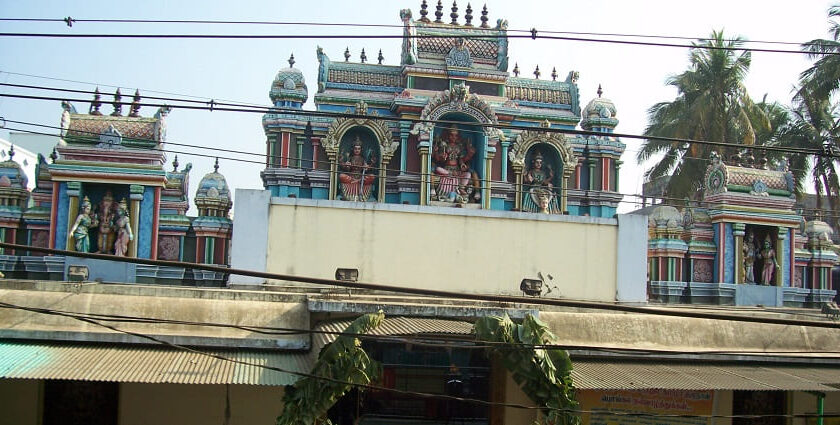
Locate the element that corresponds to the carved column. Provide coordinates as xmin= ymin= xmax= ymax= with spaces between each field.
xmin=776 ymin=227 xmax=787 ymax=287
xmin=500 ymin=140 xmax=510 ymax=181
xmin=65 ymin=182 xmax=81 ymax=251
xmin=419 ymin=145 xmax=430 ymax=205
xmin=614 ymin=160 xmax=623 ymax=192
xmin=483 ymin=150 xmax=495 ymax=209
xmin=328 ymin=160 xmax=338 ymax=200
xmin=587 ymin=158 xmax=597 ymax=191
xmin=732 ymin=223 xmax=745 ymax=284
xmin=128 ymin=184 xmax=143 ymax=258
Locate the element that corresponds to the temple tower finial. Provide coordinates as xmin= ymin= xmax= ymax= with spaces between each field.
xmin=597 ymin=84 xmax=603 ymax=98
xmin=551 ymin=67 xmax=558 ymax=81
xmin=360 ymin=48 xmax=367 ymax=63
xmin=512 ymin=63 xmax=519 ymax=77
xmin=344 ymin=47 xmax=351 ymax=62
xmin=288 ymin=53 xmax=295 ymax=67
xmin=533 ymin=65 xmax=541 ymax=79
xmin=214 ymin=157 xmax=219 ymax=173
xmin=378 ymin=49 xmax=384 ymax=64
xmin=129 ymin=89 xmax=141 ymax=117
xmin=450 ymin=1 xmax=459 ymax=24
xmin=419 ymin=0 xmax=430 ymax=22
xmin=480 ymin=4 xmax=489 ymax=28
xmin=111 ymin=88 xmax=122 ymax=117
xmin=90 ymin=87 xmax=102 ymax=115
xmin=464 ymin=3 xmax=473 ymax=26
xmin=435 ymin=0 xmax=444 ymax=23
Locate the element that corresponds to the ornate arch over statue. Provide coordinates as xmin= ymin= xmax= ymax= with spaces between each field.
xmin=409 ymin=83 xmax=503 ymax=208
xmin=508 ymin=121 xmax=577 ymax=213
xmin=323 ymin=101 xmax=399 ymax=202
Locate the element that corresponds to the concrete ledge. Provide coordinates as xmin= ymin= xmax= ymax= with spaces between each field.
xmin=689 ymin=282 xmax=736 ymax=305
xmin=735 ymin=285 xmax=782 ymax=307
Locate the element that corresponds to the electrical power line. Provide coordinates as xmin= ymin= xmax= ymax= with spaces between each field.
xmin=1 ymin=241 xmax=838 ymax=329
xmin=0 ymin=89 xmax=830 ymax=158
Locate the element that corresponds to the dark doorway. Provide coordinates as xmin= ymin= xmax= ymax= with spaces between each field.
xmin=732 ymin=390 xmax=785 ymax=425
xmin=43 ymin=380 xmax=119 ymax=425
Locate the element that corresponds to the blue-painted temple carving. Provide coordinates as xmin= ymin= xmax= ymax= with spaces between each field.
xmin=261 ymin=4 xmax=624 ymax=217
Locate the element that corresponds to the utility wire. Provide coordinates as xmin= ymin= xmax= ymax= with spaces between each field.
xmin=0 ymin=90 xmax=830 ymax=158
xmin=1 ymin=241 xmax=838 ymax=330
xmin=2 ymin=300 xmax=838 ymax=357
xmin=6 ymin=120 xmax=840 ymax=217
xmin=1 ymin=297 xmax=838 ymax=419
xmin=0 ymin=17 xmax=825 ymax=48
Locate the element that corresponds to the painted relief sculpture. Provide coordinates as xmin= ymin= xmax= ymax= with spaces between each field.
xmin=759 ymin=236 xmax=778 ymax=285
xmin=522 ymin=152 xmax=559 ymax=214
xmin=114 ymin=199 xmax=133 ymax=257
xmin=431 ymin=124 xmax=478 ymax=203
xmin=742 ymin=231 xmax=756 ymax=283
xmin=70 ymin=196 xmax=98 ymax=253
xmin=338 ymin=136 xmax=377 ymax=201
xmin=96 ymin=190 xmax=117 ymax=254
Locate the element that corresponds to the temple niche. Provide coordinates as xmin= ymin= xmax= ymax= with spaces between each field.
xmin=430 ymin=122 xmax=480 ymax=205
xmin=508 ymin=122 xmax=576 ymax=214
xmin=323 ymin=101 xmax=398 ymax=203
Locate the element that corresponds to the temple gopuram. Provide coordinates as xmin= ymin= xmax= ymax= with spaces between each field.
xmin=642 ymin=152 xmax=838 ymax=307
xmin=261 ymin=2 xmax=623 ymax=217
xmin=0 ymin=90 xmax=232 ymax=286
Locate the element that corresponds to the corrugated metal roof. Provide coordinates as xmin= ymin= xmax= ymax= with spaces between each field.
xmin=0 ymin=341 xmax=308 ymax=386
xmin=572 ymin=360 xmax=840 ymax=392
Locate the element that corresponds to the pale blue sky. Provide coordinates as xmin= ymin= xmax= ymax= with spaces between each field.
xmin=0 ymin=0 xmax=834 ymax=213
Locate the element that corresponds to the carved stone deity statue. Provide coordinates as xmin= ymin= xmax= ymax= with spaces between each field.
xmin=338 ymin=136 xmax=377 ymax=201
xmin=97 ymin=190 xmax=117 ymax=254
xmin=113 ymin=199 xmax=133 ymax=257
xmin=742 ymin=231 xmax=756 ymax=283
xmin=523 ymin=152 xmax=560 ymax=214
xmin=69 ymin=196 xmax=98 ymax=253
xmin=432 ymin=124 xmax=478 ymax=202
xmin=758 ymin=236 xmax=778 ymax=285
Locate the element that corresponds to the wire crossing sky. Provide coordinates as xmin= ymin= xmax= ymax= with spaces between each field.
xmin=0 ymin=0 xmax=836 ymax=211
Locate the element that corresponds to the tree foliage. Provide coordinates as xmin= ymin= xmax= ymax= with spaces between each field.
xmin=276 ymin=311 xmax=384 ymax=425
xmin=637 ymin=30 xmax=769 ymax=199
xmin=798 ymin=5 xmax=840 ymax=103
xmin=474 ymin=314 xmax=580 ymax=425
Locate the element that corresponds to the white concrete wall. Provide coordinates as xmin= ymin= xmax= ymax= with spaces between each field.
xmin=258 ymin=198 xmax=620 ymax=300
xmin=616 ymin=213 xmax=649 ymax=303
xmin=229 ymin=189 xmax=271 ymax=284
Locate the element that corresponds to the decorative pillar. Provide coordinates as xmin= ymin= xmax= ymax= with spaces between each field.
xmin=399 ymin=121 xmax=412 ymax=172
xmin=574 ymin=162 xmax=581 ymax=189
xmin=311 ymin=138 xmax=321 ymax=170
xmin=732 ymin=223 xmax=745 ymax=284
xmin=614 ymin=160 xmax=623 ymax=192
xmin=49 ymin=181 xmax=60 ymax=249
xmin=776 ymin=227 xmax=787 ymax=287
xmin=296 ymin=135 xmax=305 ymax=169
xmin=500 ymin=141 xmax=510 ymax=181
xmin=280 ymin=132 xmax=291 ymax=167
xmin=587 ymin=158 xmax=597 ymax=191
xmin=128 ymin=184 xmax=143 ymax=258
xmin=419 ymin=145 xmax=430 ymax=205
xmin=64 ymin=182 xmax=82 ymax=252
xmin=483 ymin=150 xmax=495 ymax=209
xmin=150 ymin=187 xmax=161 ymax=260
xmin=328 ymin=160 xmax=339 ymax=200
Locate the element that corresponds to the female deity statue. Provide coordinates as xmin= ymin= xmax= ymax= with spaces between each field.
xmin=742 ymin=231 xmax=756 ymax=283
xmin=96 ymin=190 xmax=117 ymax=254
xmin=69 ymin=196 xmax=98 ymax=253
xmin=523 ymin=152 xmax=560 ymax=214
xmin=432 ymin=124 xmax=477 ymax=202
xmin=758 ymin=237 xmax=778 ymax=285
xmin=338 ymin=136 xmax=377 ymax=201
xmin=113 ymin=199 xmax=133 ymax=257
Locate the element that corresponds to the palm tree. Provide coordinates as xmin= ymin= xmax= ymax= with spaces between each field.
xmin=798 ymin=5 xmax=840 ymax=103
xmin=637 ymin=31 xmax=770 ymax=200
xmin=776 ymin=88 xmax=840 ymax=217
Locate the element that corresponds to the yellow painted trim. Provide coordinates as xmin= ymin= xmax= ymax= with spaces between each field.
xmin=128 ymin=199 xmax=140 ymax=258
xmin=66 ymin=196 xmax=79 ymax=252
xmin=54 ymin=160 xmax=163 ymax=170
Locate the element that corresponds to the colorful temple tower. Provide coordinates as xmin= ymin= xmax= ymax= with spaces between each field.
xmin=0 ymin=89 xmax=232 ymax=285
xmin=643 ymin=152 xmax=838 ymax=307
xmin=261 ymin=2 xmax=624 ymax=217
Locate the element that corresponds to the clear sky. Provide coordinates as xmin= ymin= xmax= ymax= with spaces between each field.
xmin=0 ymin=0 xmax=835 ymax=213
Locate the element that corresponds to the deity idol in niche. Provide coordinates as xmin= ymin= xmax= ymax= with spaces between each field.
xmin=338 ymin=135 xmax=377 ymax=201
xmin=523 ymin=152 xmax=560 ymax=214
xmin=70 ymin=196 xmax=98 ymax=253
xmin=742 ymin=231 xmax=756 ymax=283
xmin=96 ymin=190 xmax=117 ymax=254
xmin=432 ymin=124 xmax=479 ymax=202
xmin=113 ymin=198 xmax=133 ymax=257
xmin=758 ymin=236 xmax=779 ymax=285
